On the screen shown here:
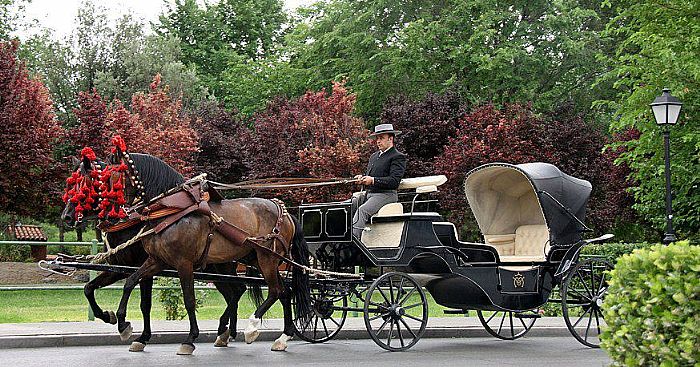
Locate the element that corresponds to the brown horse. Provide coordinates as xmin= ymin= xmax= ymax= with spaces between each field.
xmin=61 ymin=153 xmax=263 ymax=352
xmin=123 ymin=195 xmax=311 ymax=354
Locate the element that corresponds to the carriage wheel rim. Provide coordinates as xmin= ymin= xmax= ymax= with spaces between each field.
xmin=292 ymin=286 xmax=348 ymax=343
xmin=477 ymin=309 xmax=537 ymax=340
xmin=364 ymin=272 xmax=428 ymax=351
xmin=562 ymin=257 xmax=612 ymax=348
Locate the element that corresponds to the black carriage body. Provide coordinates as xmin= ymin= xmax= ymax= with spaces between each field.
xmin=299 ymin=163 xmax=599 ymax=314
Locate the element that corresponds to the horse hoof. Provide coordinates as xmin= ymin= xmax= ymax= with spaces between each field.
xmin=119 ymin=323 xmax=133 ymax=342
xmin=244 ymin=329 xmax=260 ymax=344
xmin=214 ymin=329 xmax=230 ymax=347
xmin=177 ymin=343 xmax=195 ymax=355
xmin=271 ymin=334 xmax=291 ymax=351
xmin=107 ymin=311 xmax=117 ymax=325
xmin=271 ymin=340 xmax=287 ymax=351
xmin=129 ymin=341 xmax=146 ymax=352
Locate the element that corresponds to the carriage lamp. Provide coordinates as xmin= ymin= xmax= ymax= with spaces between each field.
xmin=650 ymin=88 xmax=683 ymax=244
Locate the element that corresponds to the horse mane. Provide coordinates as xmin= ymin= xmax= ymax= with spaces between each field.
xmin=130 ymin=153 xmax=185 ymax=201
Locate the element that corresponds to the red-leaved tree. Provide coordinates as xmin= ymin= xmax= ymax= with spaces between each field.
xmin=71 ymin=74 xmax=199 ymax=176
xmin=434 ymin=103 xmax=634 ymax=237
xmin=248 ymin=81 xmax=370 ymax=203
xmin=0 ymin=40 xmax=64 ymax=217
xmin=191 ymin=100 xmax=251 ymax=183
xmin=381 ymin=90 xmax=467 ymax=177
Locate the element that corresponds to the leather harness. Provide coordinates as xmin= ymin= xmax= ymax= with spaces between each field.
xmin=99 ymin=181 xmax=292 ymax=270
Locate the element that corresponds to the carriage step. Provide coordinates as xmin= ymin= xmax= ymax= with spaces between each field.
xmin=443 ymin=309 xmax=468 ymax=315
xmin=515 ymin=312 xmax=542 ymax=319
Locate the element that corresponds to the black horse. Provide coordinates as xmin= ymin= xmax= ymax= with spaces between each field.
xmin=61 ymin=153 xmax=262 ymax=352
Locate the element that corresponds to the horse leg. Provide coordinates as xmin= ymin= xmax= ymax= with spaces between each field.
xmin=212 ymin=263 xmax=245 ymax=347
xmin=244 ymin=256 xmax=283 ymax=345
xmin=116 ymin=257 xmax=162 ymax=343
xmin=212 ymin=279 xmax=235 ymax=347
xmin=84 ymin=271 xmax=127 ymax=324
xmin=129 ymin=276 xmax=154 ymax=352
xmin=271 ymin=280 xmax=295 ymax=352
xmin=176 ymin=261 xmax=199 ymax=355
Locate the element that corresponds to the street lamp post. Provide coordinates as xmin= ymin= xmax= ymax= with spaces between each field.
xmin=650 ymin=88 xmax=682 ymax=244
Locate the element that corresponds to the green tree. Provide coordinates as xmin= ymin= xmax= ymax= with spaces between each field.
xmin=157 ymin=0 xmax=288 ymax=105
xmin=600 ymin=0 xmax=700 ymax=237
xmin=287 ymin=0 xmax=613 ymax=120
xmin=94 ymin=14 xmax=208 ymax=110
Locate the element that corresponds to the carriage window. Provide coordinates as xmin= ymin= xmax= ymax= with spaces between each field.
xmin=325 ymin=208 xmax=347 ymax=238
xmin=302 ymin=210 xmax=322 ymax=238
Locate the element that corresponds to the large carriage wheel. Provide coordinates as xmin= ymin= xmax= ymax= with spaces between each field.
xmin=363 ymin=272 xmax=428 ymax=352
xmin=291 ymin=283 xmax=348 ymax=343
xmin=476 ymin=309 xmax=538 ymax=340
xmin=561 ymin=256 xmax=613 ymax=348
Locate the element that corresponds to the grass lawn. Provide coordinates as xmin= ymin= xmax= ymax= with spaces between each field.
xmin=0 ymin=287 xmax=460 ymax=323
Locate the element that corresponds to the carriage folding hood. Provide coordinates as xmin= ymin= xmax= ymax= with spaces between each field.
xmin=464 ymin=163 xmax=592 ymax=248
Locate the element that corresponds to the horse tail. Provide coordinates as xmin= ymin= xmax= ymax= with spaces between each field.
xmin=245 ymin=267 xmax=264 ymax=309
xmin=290 ymin=215 xmax=312 ymax=322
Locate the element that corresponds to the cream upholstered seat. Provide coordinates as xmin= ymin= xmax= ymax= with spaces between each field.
xmin=485 ymin=225 xmax=549 ymax=262
xmin=374 ymin=202 xmax=403 ymax=217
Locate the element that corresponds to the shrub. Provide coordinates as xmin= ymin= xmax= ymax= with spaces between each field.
xmin=601 ymin=241 xmax=699 ymax=366
xmin=156 ymin=277 xmax=208 ymax=320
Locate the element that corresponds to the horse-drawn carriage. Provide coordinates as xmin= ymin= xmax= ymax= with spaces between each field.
xmin=48 ymin=141 xmax=613 ymax=353
xmin=291 ymin=162 xmax=613 ymax=351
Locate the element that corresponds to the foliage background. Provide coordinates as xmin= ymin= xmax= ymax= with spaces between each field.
xmin=0 ymin=0 xmax=697 ymax=242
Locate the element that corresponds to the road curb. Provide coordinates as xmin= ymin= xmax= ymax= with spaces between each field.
xmin=0 ymin=326 xmax=573 ymax=349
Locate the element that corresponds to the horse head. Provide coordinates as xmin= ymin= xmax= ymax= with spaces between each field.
xmin=61 ymin=148 xmax=105 ymax=227
xmin=61 ymin=140 xmax=185 ymax=228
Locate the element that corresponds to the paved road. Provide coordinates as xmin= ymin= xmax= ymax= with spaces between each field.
xmin=0 ymin=337 xmax=610 ymax=367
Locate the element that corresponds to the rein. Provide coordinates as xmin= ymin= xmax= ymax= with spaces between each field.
xmin=209 ymin=177 xmax=360 ymax=190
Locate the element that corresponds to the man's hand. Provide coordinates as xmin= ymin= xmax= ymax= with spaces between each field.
xmin=358 ymin=176 xmax=374 ymax=185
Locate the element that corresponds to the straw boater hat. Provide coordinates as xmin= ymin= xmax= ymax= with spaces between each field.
xmin=370 ymin=123 xmax=402 ymax=136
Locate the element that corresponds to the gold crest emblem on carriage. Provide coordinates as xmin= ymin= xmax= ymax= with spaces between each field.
xmin=513 ymin=272 xmax=525 ymax=288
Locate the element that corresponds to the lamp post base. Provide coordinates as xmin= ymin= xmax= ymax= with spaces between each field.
xmin=662 ymin=232 xmax=677 ymax=244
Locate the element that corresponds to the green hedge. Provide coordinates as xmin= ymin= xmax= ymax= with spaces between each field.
xmin=581 ymin=241 xmax=654 ymax=261
xmin=601 ymin=241 xmax=699 ymax=366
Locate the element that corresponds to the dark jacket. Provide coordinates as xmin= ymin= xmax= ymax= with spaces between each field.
xmin=365 ymin=146 xmax=407 ymax=192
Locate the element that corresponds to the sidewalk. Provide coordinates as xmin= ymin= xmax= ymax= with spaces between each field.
xmin=0 ymin=317 xmax=571 ymax=349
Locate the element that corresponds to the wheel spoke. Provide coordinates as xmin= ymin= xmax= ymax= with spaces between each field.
xmin=376 ymin=318 xmax=390 ymax=334
xmin=389 ymin=277 xmax=395 ymax=303
xmin=403 ymin=302 xmax=423 ymax=310
xmin=368 ymin=300 xmax=390 ymax=311
xmin=577 ymin=269 xmax=593 ymax=298
xmin=387 ymin=318 xmax=395 ymax=347
xmin=377 ymin=286 xmax=392 ymax=306
xmin=398 ymin=286 xmax=417 ymax=306
xmin=329 ymin=316 xmax=342 ymax=328
xmin=497 ymin=312 xmax=506 ymax=334
xmin=399 ymin=318 xmax=417 ymax=339
xmin=568 ymin=287 xmax=592 ymax=302
xmin=584 ymin=306 xmax=594 ymax=342
xmin=313 ymin=316 xmax=318 ymax=339
xmin=369 ymin=313 xmax=390 ymax=322
xmin=403 ymin=313 xmax=425 ymax=324
xmin=572 ymin=306 xmax=592 ymax=328
xmin=519 ymin=315 xmax=528 ymax=330
xmin=589 ymin=262 xmax=596 ymax=299
xmin=396 ymin=320 xmax=405 ymax=348
xmin=485 ymin=311 xmax=498 ymax=323
xmin=321 ymin=317 xmax=330 ymax=337
xmin=509 ymin=312 xmax=515 ymax=338
xmin=594 ymin=308 xmax=601 ymax=335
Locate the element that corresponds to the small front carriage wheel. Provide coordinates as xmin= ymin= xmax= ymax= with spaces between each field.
xmin=363 ymin=272 xmax=428 ymax=352
xmin=292 ymin=283 xmax=348 ymax=343
xmin=477 ymin=309 xmax=539 ymax=340
xmin=561 ymin=256 xmax=613 ymax=348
